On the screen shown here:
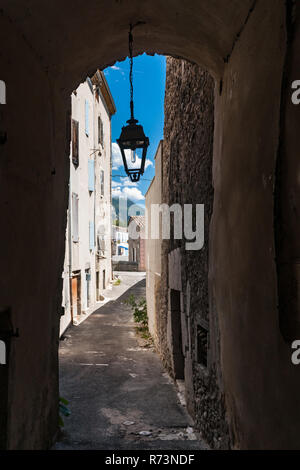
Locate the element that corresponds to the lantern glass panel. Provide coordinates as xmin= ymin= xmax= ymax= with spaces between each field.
xmin=123 ymin=147 xmax=145 ymax=171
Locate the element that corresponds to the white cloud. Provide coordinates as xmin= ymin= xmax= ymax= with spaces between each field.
xmin=123 ymin=187 xmax=145 ymax=201
xmin=120 ymin=177 xmax=138 ymax=187
xmin=112 ymin=142 xmax=123 ymax=170
xmin=112 ymin=187 xmax=123 ymax=198
xmin=111 ymin=65 xmax=121 ymax=71
xmin=126 ymin=155 xmax=153 ymax=170
xmin=112 ymin=184 xmax=145 ymax=201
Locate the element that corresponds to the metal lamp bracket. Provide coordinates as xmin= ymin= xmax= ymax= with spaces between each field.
xmin=0 ymin=80 xmax=7 ymax=145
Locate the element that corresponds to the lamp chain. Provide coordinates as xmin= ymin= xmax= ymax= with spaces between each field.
xmin=129 ymin=24 xmax=134 ymax=120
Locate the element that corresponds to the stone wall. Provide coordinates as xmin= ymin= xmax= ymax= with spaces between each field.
xmin=160 ymin=58 xmax=229 ymax=448
xmin=155 ymin=2 xmax=300 ymax=450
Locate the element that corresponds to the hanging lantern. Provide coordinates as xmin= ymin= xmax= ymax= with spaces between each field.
xmin=117 ymin=25 xmax=149 ymax=183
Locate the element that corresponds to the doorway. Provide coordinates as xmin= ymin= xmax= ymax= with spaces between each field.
xmin=96 ymin=271 xmax=100 ymax=301
xmin=85 ymin=269 xmax=91 ymax=309
xmin=71 ymin=272 xmax=81 ymax=319
xmin=103 ymin=269 xmax=106 ymax=290
xmin=170 ymin=289 xmax=184 ymax=380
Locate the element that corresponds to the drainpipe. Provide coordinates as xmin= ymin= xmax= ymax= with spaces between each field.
xmin=68 ymin=163 xmax=73 ymax=321
xmin=110 ymin=115 xmax=113 ymax=282
xmin=93 ymin=83 xmax=97 ymax=302
xmin=68 ymin=98 xmax=73 ymax=321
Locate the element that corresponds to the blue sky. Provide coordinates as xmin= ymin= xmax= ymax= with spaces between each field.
xmin=104 ymin=54 xmax=166 ymax=204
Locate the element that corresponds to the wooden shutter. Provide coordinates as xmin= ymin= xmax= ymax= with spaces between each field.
xmin=88 ymin=160 xmax=95 ymax=192
xmin=98 ymin=116 xmax=104 ymax=145
xmin=72 ymin=120 xmax=79 ymax=166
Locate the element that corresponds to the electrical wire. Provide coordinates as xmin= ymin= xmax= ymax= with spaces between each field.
xmin=112 ymin=174 xmax=153 ymax=182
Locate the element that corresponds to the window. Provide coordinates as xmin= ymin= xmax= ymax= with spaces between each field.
xmin=98 ymin=116 xmax=104 ymax=146
xmin=85 ymin=268 xmax=91 ymax=308
xmin=170 ymin=289 xmax=184 ymax=379
xmin=85 ymin=100 xmax=89 ymax=136
xmin=72 ymin=193 xmax=79 ymax=242
xmin=72 ymin=119 xmax=79 ymax=167
xmin=96 ymin=271 xmax=100 ymax=301
xmin=97 ymin=235 xmax=106 ymax=257
xmin=100 ymin=170 xmax=104 ymax=196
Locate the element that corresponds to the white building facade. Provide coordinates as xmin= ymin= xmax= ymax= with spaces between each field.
xmin=145 ymin=141 xmax=163 ymax=342
xmin=61 ymin=70 xmax=116 ymax=335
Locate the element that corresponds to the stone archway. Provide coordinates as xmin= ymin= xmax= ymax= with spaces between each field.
xmin=0 ymin=0 xmax=299 ymax=450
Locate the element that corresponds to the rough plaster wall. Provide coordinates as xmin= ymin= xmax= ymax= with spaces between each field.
xmin=211 ymin=0 xmax=300 ymax=449
xmin=162 ymin=58 xmax=229 ymax=449
xmin=0 ymin=15 xmax=69 ymax=449
xmin=275 ymin=0 xmax=300 ymax=341
xmin=145 ymin=143 xmax=162 ymax=343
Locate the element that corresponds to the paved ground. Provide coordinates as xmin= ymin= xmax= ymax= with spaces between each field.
xmin=55 ymin=272 xmax=208 ymax=450
xmin=103 ymin=271 xmax=146 ymax=302
xmin=71 ymin=271 xmax=146 ymax=327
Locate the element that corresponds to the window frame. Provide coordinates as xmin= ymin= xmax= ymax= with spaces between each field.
xmin=98 ymin=115 xmax=104 ymax=147
xmin=72 ymin=119 xmax=79 ymax=167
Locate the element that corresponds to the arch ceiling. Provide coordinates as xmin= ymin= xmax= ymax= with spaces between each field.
xmin=1 ymin=0 xmax=255 ymax=87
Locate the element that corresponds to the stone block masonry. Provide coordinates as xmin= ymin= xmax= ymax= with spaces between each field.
xmin=158 ymin=57 xmax=229 ymax=449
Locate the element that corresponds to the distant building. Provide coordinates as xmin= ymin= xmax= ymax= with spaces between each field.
xmin=112 ymin=225 xmax=129 ymax=261
xmin=128 ymin=216 xmax=146 ymax=271
xmin=61 ymin=71 xmax=116 ymax=335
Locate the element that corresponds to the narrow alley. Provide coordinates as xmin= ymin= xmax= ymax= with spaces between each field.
xmin=2 ymin=1 xmax=300 ymax=451
xmin=55 ymin=273 xmax=208 ymax=450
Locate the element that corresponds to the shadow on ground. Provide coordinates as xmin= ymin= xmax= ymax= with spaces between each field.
xmin=55 ymin=276 xmax=209 ymax=450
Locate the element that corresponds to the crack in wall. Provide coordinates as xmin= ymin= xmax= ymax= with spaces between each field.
xmin=223 ymin=0 xmax=257 ymax=64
